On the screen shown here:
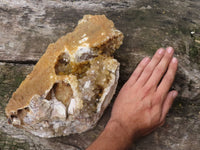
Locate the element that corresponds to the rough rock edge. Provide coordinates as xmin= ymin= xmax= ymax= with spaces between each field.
xmin=5 ymin=15 xmax=124 ymax=137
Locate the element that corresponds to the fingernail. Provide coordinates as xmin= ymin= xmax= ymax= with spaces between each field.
xmin=158 ymin=48 xmax=164 ymax=54
xmin=167 ymin=47 xmax=173 ymax=53
xmin=172 ymin=91 xmax=178 ymax=98
xmin=172 ymin=57 xmax=177 ymax=63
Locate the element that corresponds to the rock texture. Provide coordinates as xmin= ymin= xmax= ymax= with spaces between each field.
xmin=5 ymin=15 xmax=123 ymax=138
xmin=0 ymin=0 xmax=200 ymax=149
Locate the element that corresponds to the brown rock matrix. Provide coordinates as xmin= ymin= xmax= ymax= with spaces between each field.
xmin=5 ymin=15 xmax=124 ymax=138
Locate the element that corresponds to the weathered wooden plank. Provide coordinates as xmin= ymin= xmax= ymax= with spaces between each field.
xmin=0 ymin=0 xmax=200 ymax=149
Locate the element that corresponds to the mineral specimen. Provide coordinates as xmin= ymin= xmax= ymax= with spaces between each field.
xmin=5 ymin=15 xmax=124 ymax=138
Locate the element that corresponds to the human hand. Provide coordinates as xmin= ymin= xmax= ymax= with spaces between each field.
xmin=108 ymin=47 xmax=178 ymax=139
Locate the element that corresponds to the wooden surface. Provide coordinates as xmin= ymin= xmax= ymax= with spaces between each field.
xmin=0 ymin=0 xmax=200 ymax=149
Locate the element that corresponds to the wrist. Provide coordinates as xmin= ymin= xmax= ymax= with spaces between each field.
xmin=106 ymin=119 xmax=135 ymax=142
xmin=87 ymin=120 xmax=135 ymax=150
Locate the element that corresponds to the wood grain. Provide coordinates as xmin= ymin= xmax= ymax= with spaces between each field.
xmin=0 ymin=0 xmax=200 ymax=149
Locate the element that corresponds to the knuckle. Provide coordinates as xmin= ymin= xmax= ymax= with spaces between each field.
xmin=143 ymin=99 xmax=153 ymax=110
xmin=155 ymin=52 xmax=162 ymax=60
xmin=144 ymin=66 xmax=152 ymax=74
xmin=165 ymin=75 xmax=173 ymax=83
xmin=155 ymin=67 xmax=164 ymax=74
xmin=143 ymin=85 xmax=153 ymax=95
xmin=155 ymin=94 xmax=163 ymax=102
xmin=143 ymin=88 xmax=150 ymax=96
xmin=132 ymin=70 xmax=138 ymax=78
xmin=138 ymin=62 xmax=144 ymax=69
xmin=169 ymin=68 xmax=175 ymax=76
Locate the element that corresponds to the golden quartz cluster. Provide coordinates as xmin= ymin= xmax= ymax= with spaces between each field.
xmin=5 ymin=15 xmax=124 ymax=137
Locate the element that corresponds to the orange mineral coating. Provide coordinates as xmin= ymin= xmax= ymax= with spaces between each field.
xmin=5 ymin=15 xmax=123 ymax=117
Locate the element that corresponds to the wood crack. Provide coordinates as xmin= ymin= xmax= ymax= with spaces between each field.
xmin=0 ymin=60 xmax=37 ymax=65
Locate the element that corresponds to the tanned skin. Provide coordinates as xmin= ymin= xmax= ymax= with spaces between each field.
xmin=87 ymin=47 xmax=178 ymax=150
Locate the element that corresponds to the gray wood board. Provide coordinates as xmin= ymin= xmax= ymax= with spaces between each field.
xmin=0 ymin=0 xmax=200 ymax=149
